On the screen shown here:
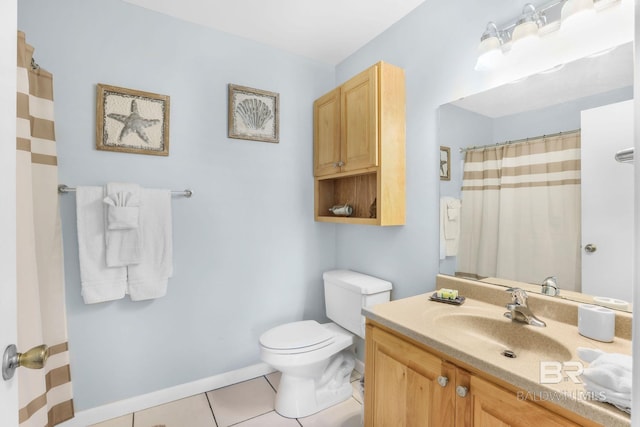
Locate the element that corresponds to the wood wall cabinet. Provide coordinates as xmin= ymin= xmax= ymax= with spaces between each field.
xmin=365 ymin=322 xmax=599 ymax=427
xmin=313 ymin=61 xmax=405 ymax=226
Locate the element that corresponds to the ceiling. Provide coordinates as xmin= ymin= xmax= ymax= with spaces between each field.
xmin=122 ymin=0 xmax=426 ymax=64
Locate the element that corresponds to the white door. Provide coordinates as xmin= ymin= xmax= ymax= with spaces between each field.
xmin=580 ymin=100 xmax=634 ymax=302
xmin=1 ymin=1 xmax=18 ymax=425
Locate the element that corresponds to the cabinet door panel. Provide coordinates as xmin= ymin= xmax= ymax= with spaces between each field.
xmin=468 ymin=376 xmax=581 ymax=427
xmin=313 ymin=88 xmax=341 ymax=176
xmin=366 ymin=325 xmax=454 ymax=427
xmin=341 ymin=66 xmax=378 ymax=172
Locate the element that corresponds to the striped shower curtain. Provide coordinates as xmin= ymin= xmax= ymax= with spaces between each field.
xmin=16 ymin=31 xmax=74 ymax=426
xmin=456 ymin=132 xmax=582 ymax=291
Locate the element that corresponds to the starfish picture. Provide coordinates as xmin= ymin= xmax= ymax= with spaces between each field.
xmin=107 ymin=99 xmax=160 ymax=145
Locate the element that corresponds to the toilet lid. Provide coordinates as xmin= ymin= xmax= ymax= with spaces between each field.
xmin=260 ymin=320 xmax=334 ymax=351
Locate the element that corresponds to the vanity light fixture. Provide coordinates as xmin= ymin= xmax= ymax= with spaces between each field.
xmin=561 ymin=0 xmax=596 ymax=26
xmin=511 ymin=4 xmax=546 ymax=45
xmin=474 ymin=22 xmax=506 ymax=71
xmin=509 ymin=3 xmax=546 ymax=66
xmin=474 ymin=0 xmax=625 ymax=71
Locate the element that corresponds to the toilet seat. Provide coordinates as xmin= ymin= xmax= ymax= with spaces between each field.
xmin=260 ymin=320 xmax=335 ymax=354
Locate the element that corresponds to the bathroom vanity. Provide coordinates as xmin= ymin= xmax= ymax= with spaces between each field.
xmin=363 ymin=275 xmax=632 ymax=427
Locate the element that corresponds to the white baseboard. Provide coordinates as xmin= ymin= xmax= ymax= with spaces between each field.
xmin=60 ymin=363 xmax=275 ymax=427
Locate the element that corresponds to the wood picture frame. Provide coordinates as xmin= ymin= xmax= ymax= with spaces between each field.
xmin=228 ymin=84 xmax=279 ymax=143
xmin=96 ymin=84 xmax=170 ymax=156
xmin=440 ymin=146 xmax=451 ymax=181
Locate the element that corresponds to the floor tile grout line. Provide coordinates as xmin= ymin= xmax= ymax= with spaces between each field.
xmin=226 ymin=409 xmax=281 ymax=426
xmin=264 ymin=374 xmax=278 ymax=393
xmin=204 ymin=391 xmax=219 ymax=427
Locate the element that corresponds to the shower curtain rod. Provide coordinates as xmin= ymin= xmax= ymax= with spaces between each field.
xmin=459 ymin=129 xmax=581 ymax=153
xmin=57 ymin=184 xmax=193 ymax=198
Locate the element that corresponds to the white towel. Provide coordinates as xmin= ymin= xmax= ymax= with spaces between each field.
xmin=103 ymin=183 xmax=141 ymax=267
xmin=444 ymin=199 xmax=461 ymax=239
xmin=127 ymin=188 xmax=173 ymax=301
xmin=578 ymin=347 xmax=632 ymax=413
xmin=76 ymin=186 xmax=127 ymax=304
xmin=440 ymin=197 xmax=461 ymax=259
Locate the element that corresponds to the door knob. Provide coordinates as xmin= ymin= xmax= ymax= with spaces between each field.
xmin=2 ymin=344 xmax=49 ymax=381
xmin=584 ymin=244 xmax=597 ymax=253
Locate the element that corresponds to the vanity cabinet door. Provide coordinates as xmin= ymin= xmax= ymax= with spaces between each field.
xmin=465 ymin=375 xmax=581 ymax=427
xmin=365 ymin=324 xmax=455 ymax=427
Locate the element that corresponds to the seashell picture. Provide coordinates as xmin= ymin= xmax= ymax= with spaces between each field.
xmin=228 ymin=84 xmax=279 ymax=143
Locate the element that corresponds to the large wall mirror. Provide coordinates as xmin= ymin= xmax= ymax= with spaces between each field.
xmin=438 ymin=42 xmax=634 ymax=312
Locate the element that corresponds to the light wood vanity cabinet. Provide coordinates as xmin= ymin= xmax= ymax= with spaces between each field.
xmin=365 ymin=321 xmax=455 ymax=426
xmin=313 ymin=62 xmax=405 ymax=226
xmin=365 ymin=322 xmax=597 ymax=427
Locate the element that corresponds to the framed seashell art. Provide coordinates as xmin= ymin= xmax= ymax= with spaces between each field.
xmin=228 ymin=84 xmax=279 ymax=143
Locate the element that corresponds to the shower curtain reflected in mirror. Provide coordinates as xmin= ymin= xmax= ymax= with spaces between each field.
xmin=16 ymin=31 xmax=74 ymax=426
xmin=456 ymin=132 xmax=582 ymax=292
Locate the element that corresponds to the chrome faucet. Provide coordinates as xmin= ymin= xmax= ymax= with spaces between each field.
xmin=504 ymin=288 xmax=546 ymax=327
xmin=541 ymin=276 xmax=559 ymax=296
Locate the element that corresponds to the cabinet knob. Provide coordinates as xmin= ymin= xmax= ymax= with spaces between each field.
xmin=437 ymin=376 xmax=448 ymax=387
xmin=584 ymin=244 xmax=597 ymax=253
xmin=456 ymin=385 xmax=468 ymax=398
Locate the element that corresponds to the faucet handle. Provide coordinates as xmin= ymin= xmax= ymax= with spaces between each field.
xmin=505 ymin=287 xmax=528 ymax=306
xmin=541 ymin=276 xmax=559 ymax=296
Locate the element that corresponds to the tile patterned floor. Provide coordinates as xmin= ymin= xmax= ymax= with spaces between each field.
xmin=91 ymin=371 xmax=364 ymax=427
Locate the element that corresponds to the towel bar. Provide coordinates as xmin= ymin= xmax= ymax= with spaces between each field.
xmin=58 ymin=184 xmax=193 ymax=198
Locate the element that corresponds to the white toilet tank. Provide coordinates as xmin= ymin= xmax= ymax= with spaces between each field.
xmin=323 ymin=270 xmax=392 ymax=339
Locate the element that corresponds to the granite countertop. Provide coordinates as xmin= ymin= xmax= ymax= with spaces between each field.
xmin=363 ymin=283 xmax=631 ymax=427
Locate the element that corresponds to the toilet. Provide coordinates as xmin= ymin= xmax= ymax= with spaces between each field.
xmin=259 ymin=269 xmax=392 ymax=418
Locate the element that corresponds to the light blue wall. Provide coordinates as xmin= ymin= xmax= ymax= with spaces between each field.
xmin=19 ymin=0 xmax=337 ymax=411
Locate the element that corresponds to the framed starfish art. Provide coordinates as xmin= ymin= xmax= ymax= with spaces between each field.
xmin=228 ymin=84 xmax=279 ymax=143
xmin=96 ymin=84 xmax=170 ymax=156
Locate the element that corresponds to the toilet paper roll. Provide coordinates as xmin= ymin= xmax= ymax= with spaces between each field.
xmin=578 ymin=304 xmax=615 ymax=342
